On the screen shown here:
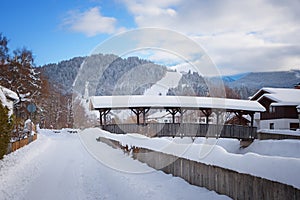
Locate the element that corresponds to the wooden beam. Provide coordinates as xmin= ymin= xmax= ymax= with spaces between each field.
xmin=142 ymin=108 xmax=150 ymax=125
xmin=200 ymin=109 xmax=212 ymax=124
xmin=249 ymin=112 xmax=254 ymax=127
xmin=99 ymin=108 xmax=111 ymax=127
xmin=166 ymin=107 xmax=181 ymax=123
xmin=99 ymin=110 xmax=103 ymax=126
xmin=131 ymin=107 xmax=150 ymax=125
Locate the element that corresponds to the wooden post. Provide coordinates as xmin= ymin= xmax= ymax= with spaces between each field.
xmin=250 ymin=112 xmax=254 ymax=127
xmin=201 ymin=109 xmax=212 ymax=124
xmin=216 ymin=111 xmax=220 ymax=125
xmin=99 ymin=110 xmax=103 ymax=126
xmin=99 ymin=109 xmax=111 ymax=127
xmin=166 ymin=108 xmax=181 ymax=123
xmin=180 ymin=109 xmax=184 ymax=123
xmin=142 ymin=108 xmax=150 ymax=125
xmin=131 ymin=108 xmax=149 ymax=125
xmin=103 ymin=109 xmax=111 ymax=126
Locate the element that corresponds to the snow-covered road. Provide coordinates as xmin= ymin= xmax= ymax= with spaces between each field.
xmin=0 ymin=129 xmax=229 ymax=200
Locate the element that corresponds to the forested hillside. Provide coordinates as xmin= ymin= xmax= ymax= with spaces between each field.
xmin=167 ymin=70 xmax=300 ymax=99
xmin=40 ymin=54 xmax=167 ymax=96
xmin=225 ymin=70 xmax=300 ymax=98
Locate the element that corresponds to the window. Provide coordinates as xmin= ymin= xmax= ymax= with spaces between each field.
xmin=270 ymin=123 xmax=274 ymax=129
xmin=269 ymin=105 xmax=275 ymax=113
xmin=290 ymin=123 xmax=299 ymax=131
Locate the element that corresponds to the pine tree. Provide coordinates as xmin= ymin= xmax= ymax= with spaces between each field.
xmin=0 ymin=101 xmax=13 ymax=159
xmin=0 ymin=33 xmax=9 ymax=65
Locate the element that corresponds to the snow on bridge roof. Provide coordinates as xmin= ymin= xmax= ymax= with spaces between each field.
xmin=90 ymin=95 xmax=265 ymax=112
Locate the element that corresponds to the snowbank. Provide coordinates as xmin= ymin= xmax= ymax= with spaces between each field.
xmin=89 ymin=128 xmax=300 ymax=189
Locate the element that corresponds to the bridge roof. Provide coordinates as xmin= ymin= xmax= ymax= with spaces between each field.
xmin=90 ymin=95 xmax=265 ymax=113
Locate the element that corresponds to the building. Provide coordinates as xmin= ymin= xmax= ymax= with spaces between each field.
xmin=0 ymin=85 xmax=18 ymax=116
xmin=147 ymin=110 xmax=180 ymax=123
xmin=250 ymin=87 xmax=300 ymax=130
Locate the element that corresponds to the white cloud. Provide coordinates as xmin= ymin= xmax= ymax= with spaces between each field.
xmin=63 ymin=7 xmax=120 ymax=36
xmin=120 ymin=0 xmax=300 ymax=75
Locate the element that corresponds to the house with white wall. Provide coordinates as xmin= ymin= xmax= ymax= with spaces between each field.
xmin=147 ymin=110 xmax=180 ymax=123
xmin=250 ymin=87 xmax=300 ymax=130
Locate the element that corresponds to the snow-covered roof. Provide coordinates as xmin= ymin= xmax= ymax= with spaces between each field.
xmin=251 ymin=87 xmax=300 ymax=106
xmin=0 ymin=86 xmax=18 ymax=100
xmin=90 ymin=95 xmax=265 ymax=112
xmin=0 ymin=86 xmax=18 ymax=116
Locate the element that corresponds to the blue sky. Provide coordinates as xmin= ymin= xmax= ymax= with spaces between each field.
xmin=1 ymin=0 xmax=299 ymax=75
xmin=1 ymin=0 xmax=135 ymax=65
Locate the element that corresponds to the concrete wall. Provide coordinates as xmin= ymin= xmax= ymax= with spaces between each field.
xmin=134 ymin=148 xmax=300 ymax=200
xmin=99 ymin=137 xmax=300 ymax=200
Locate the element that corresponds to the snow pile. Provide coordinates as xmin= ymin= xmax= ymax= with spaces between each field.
xmin=92 ymin=128 xmax=300 ymax=189
xmin=23 ymin=119 xmax=37 ymax=136
xmin=238 ymin=139 xmax=300 ymax=158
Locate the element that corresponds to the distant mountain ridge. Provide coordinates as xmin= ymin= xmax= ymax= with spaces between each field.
xmin=222 ymin=72 xmax=250 ymax=83
xmin=39 ymin=54 xmax=167 ymax=96
xmin=39 ymin=54 xmax=300 ymax=100
xmin=226 ymin=70 xmax=300 ymax=88
xmin=225 ymin=70 xmax=300 ymax=98
xmin=167 ymin=70 xmax=300 ymax=99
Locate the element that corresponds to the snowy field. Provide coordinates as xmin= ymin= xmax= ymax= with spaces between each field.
xmin=92 ymin=128 xmax=300 ymax=189
xmin=0 ymin=129 xmax=230 ymax=200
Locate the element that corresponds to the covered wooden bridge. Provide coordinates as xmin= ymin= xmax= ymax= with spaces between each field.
xmin=90 ymin=95 xmax=265 ymax=139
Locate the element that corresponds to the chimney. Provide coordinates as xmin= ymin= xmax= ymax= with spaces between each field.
xmin=294 ymin=83 xmax=300 ymax=89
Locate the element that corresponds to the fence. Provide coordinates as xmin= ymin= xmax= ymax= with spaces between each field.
xmin=103 ymin=123 xmax=257 ymax=139
xmin=99 ymin=136 xmax=300 ymax=200
xmin=7 ymin=134 xmax=37 ymax=154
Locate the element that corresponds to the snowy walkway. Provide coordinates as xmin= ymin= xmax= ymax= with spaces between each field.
xmin=0 ymin=129 xmax=229 ymax=200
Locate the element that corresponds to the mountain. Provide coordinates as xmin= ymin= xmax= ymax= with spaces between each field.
xmin=222 ymin=72 xmax=250 ymax=83
xmin=167 ymin=71 xmax=209 ymax=96
xmin=166 ymin=70 xmax=300 ymax=99
xmin=39 ymin=54 xmax=167 ymax=96
xmin=39 ymin=56 xmax=85 ymax=94
xmin=39 ymin=54 xmax=299 ymax=99
xmin=226 ymin=70 xmax=300 ymax=88
xmin=226 ymin=70 xmax=300 ymax=98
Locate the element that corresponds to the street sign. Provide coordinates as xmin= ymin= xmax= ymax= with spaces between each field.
xmin=27 ymin=103 xmax=36 ymax=113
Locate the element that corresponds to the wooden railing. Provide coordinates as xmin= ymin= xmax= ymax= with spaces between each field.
xmin=102 ymin=123 xmax=257 ymax=139
xmin=7 ymin=134 xmax=37 ymax=154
